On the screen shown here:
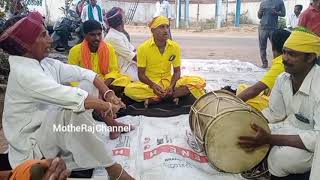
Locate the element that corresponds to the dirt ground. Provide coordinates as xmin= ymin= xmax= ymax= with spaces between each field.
xmin=0 ymin=24 xmax=274 ymax=154
xmin=127 ymin=24 xmax=273 ymax=66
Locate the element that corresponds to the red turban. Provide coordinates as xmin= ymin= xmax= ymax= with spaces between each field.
xmin=0 ymin=11 xmax=44 ymax=55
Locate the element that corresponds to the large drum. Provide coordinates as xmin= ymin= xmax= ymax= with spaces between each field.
xmin=189 ymin=90 xmax=270 ymax=173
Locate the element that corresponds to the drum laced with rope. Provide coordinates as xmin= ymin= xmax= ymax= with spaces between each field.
xmin=189 ymin=90 xmax=270 ymax=173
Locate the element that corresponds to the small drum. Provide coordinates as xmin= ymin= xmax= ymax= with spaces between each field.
xmin=189 ymin=90 xmax=270 ymax=173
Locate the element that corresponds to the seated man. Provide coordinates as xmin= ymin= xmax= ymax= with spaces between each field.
xmin=0 ymin=12 xmax=134 ymax=180
xmin=237 ymin=29 xmax=291 ymax=111
xmin=105 ymin=7 xmax=139 ymax=81
xmin=68 ymin=20 xmax=131 ymax=96
xmin=239 ymin=28 xmax=320 ymax=179
xmin=124 ymin=16 xmax=206 ymax=106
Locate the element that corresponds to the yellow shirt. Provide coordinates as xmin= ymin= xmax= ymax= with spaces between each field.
xmin=68 ymin=42 xmax=120 ymax=80
xmin=260 ymin=55 xmax=285 ymax=89
xmin=137 ymin=38 xmax=181 ymax=82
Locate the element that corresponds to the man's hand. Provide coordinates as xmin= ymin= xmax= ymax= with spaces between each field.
xmin=152 ymin=83 xmax=166 ymax=97
xmin=104 ymin=90 xmax=126 ymax=108
xmin=165 ymin=86 xmax=174 ymax=97
xmin=238 ymin=123 xmax=271 ymax=150
xmin=104 ymin=103 xmax=121 ymax=119
xmin=272 ymin=8 xmax=279 ymax=15
xmin=43 ymin=158 xmax=70 ymax=180
xmin=104 ymin=78 xmax=115 ymax=87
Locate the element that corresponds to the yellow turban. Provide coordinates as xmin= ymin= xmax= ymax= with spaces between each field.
xmin=284 ymin=27 xmax=320 ymax=56
xmin=149 ymin=16 xmax=169 ymax=29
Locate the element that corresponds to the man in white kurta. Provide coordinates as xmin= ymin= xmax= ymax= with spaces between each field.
xmin=238 ymin=28 xmax=320 ymax=178
xmin=105 ymin=7 xmax=138 ymax=81
xmin=3 ymin=56 xmax=114 ymax=170
xmin=0 ymin=11 xmax=135 ymax=180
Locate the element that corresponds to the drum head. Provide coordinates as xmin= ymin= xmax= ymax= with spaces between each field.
xmin=189 ymin=90 xmax=243 ymax=135
xmin=204 ymin=110 xmax=270 ymax=173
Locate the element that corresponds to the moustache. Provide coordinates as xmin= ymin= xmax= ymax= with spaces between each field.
xmin=283 ymin=60 xmax=293 ymax=67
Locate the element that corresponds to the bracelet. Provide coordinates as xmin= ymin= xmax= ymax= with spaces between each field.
xmin=115 ymin=166 xmax=124 ymax=180
xmin=103 ymin=90 xmax=114 ymax=101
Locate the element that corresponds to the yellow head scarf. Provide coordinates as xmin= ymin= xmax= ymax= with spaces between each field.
xmin=149 ymin=16 xmax=169 ymax=29
xmin=284 ymin=27 xmax=320 ymax=56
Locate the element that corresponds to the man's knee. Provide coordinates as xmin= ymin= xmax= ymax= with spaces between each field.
xmin=268 ymin=146 xmax=313 ymax=177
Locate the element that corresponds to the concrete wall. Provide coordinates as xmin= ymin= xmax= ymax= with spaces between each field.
xmin=27 ymin=0 xmax=311 ymax=26
xmin=103 ymin=0 xmax=311 ymax=25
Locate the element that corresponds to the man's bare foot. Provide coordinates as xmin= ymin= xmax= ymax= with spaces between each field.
xmin=110 ymin=131 xmax=121 ymax=140
xmin=109 ymin=122 xmax=135 ymax=140
xmin=106 ymin=163 xmax=135 ymax=180
xmin=116 ymin=122 xmax=135 ymax=132
xmin=42 ymin=158 xmax=70 ymax=180
xmin=144 ymin=98 xmax=161 ymax=108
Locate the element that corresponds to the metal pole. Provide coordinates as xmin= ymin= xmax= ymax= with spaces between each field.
xmin=196 ymin=0 xmax=199 ymax=29
xmin=175 ymin=0 xmax=180 ymax=28
xmin=225 ymin=0 xmax=228 ymax=26
xmin=215 ymin=0 xmax=222 ymax=28
xmin=235 ymin=0 xmax=241 ymax=27
xmin=185 ymin=0 xmax=189 ymax=28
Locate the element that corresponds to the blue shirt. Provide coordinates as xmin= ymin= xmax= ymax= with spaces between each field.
xmin=258 ymin=0 xmax=286 ymax=29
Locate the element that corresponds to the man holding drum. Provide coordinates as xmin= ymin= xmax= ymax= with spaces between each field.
xmin=239 ymin=28 xmax=320 ymax=179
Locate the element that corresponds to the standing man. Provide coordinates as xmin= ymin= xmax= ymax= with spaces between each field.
xmin=287 ymin=5 xmax=303 ymax=30
xmin=258 ymin=0 xmax=286 ymax=68
xmin=105 ymin=7 xmax=139 ymax=81
xmin=239 ymin=28 xmax=320 ymax=179
xmin=81 ymin=0 xmax=104 ymax=26
xmin=299 ymin=0 xmax=320 ymax=36
xmin=76 ymin=0 xmax=88 ymax=17
xmin=154 ymin=0 xmax=172 ymax=20
xmin=154 ymin=0 xmax=173 ymax=38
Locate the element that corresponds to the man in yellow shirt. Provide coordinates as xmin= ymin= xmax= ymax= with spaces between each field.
xmin=68 ymin=20 xmax=132 ymax=139
xmin=237 ymin=29 xmax=291 ymax=111
xmin=124 ymin=16 xmax=206 ymax=107
xmin=68 ymin=20 xmax=131 ymax=94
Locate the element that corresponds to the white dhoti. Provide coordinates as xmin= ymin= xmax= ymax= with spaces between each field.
xmin=268 ymin=146 xmax=313 ymax=177
xmin=34 ymin=80 xmax=115 ymax=170
xmin=267 ymin=119 xmax=315 ymax=177
xmin=120 ymin=60 xmax=139 ymax=82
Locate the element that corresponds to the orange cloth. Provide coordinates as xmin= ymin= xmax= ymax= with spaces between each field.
xmin=10 ymin=160 xmax=49 ymax=180
xmin=81 ymin=39 xmax=110 ymax=75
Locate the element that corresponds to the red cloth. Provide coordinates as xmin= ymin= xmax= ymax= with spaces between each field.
xmin=0 ymin=11 xmax=44 ymax=55
xmin=298 ymin=5 xmax=320 ymax=36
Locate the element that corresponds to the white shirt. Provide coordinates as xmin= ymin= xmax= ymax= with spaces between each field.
xmin=3 ymin=56 xmax=96 ymax=167
xmin=287 ymin=14 xmax=300 ymax=28
xmin=154 ymin=0 xmax=172 ymax=19
xmin=262 ymin=65 xmax=320 ymax=152
xmin=105 ymin=28 xmax=136 ymax=70
xmin=81 ymin=4 xmax=104 ymax=24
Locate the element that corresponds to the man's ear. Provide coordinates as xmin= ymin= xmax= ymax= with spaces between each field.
xmin=307 ymin=53 xmax=317 ymax=64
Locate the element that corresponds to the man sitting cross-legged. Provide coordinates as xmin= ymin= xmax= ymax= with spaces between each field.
xmin=68 ymin=20 xmax=132 ymax=96
xmin=237 ymin=29 xmax=291 ymax=111
xmin=124 ymin=16 xmax=206 ymax=107
xmin=0 ymin=12 xmax=134 ymax=179
xmin=104 ymin=7 xmax=139 ymax=81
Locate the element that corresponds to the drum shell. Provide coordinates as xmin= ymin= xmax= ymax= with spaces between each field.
xmin=189 ymin=90 xmax=270 ymax=173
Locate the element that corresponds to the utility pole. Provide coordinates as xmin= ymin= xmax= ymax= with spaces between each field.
xmin=185 ymin=0 xmax=189 ymax=28
xmin=225 ymin=0 xmax=228 ymax=26
xmin=196 ymin=0 xmax=199 ymax=29
xmin=235 ymin=0 xmax=241 ymax=27
xmin=215 ymin=0 xmax=222 ymax=28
